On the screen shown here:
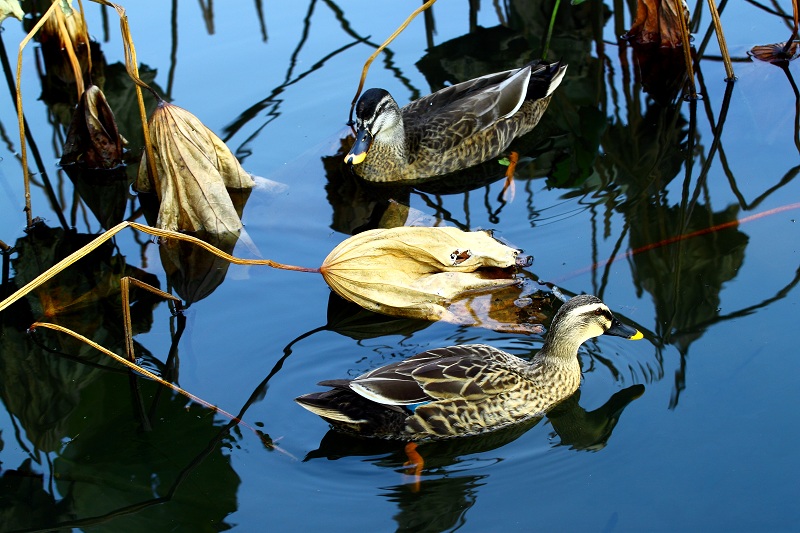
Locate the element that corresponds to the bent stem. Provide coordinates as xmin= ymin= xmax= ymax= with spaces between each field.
xmin=706 ymin=0 xmax=735 ymax=81
xmin=92 ymin=0 xmax=161 ymax=184
xmin=348 ymin=0 xmax=437 ymax=124
xmin=0 ymin=220 xmax=320 ymax=314
xmin=30 ymin=322 xmax=240 ymax=419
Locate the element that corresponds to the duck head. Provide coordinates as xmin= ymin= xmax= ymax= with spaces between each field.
xmin=544 ymin=294 xmax=643 ymax=356
xmin=345 ymin=88 xmax=403 ymax=165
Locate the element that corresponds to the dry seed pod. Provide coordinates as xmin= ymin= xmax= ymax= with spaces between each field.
xmin=61 ymin=85 xmax=123 ymax=168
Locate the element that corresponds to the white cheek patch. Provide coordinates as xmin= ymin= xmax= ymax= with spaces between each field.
xmin=560 ymin=303 xmax=611 ymax=331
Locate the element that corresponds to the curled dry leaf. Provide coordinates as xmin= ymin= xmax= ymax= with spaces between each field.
xmin=626 ymin=0 xmax=689 ymax=47
xmin=61 ymin=85 xmax=123 ymax=168
xmin=748 ymin=42 xmax=799 ymax=66
xmin=135 ymin=101 xmax=255 ymax=234
xmin=320 ymin=226 xmax=535 ymax=330
xmin=0 ymin=0 xmax=24 ymax=25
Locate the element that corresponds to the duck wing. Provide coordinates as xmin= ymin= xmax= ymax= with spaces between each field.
xmin=349 ymin=344 xmax=527 ymax=406
xmin=401 ymin=67 xmax=529 ymax=152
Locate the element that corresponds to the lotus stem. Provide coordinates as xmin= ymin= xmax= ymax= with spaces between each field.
xmin=706 ymin=0 xmax=735 ymax=81
xmin=16 ymin=2 xmax=62 ymax=228
xmin=543 ymin=0 xmax=562 ymax=60
xmin=0 ymin=221 xmax=319 ymax=314
xmin=29 ymin=321 xmax=242 ymax=423
xmin=349 ymin=0 xmax=437 ymax=125
xmin=675 ymin=0 xmax=697 ymax=98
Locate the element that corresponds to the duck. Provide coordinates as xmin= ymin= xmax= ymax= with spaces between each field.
xmin=295 ymin=294 xmax=643 ymax=441
xmin=344 ymin=59 xmax=568 ymax=183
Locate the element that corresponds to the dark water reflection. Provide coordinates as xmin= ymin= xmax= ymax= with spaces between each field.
xmin=1 ymin=0 xmax=799 ymax=530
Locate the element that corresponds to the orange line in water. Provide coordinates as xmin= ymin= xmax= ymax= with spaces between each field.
xmin=550 ymin=202 xmax=800 ymax=283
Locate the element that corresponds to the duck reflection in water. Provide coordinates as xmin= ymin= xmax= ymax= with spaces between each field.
xmin=297 ymin=295 xmax=644 ymax=488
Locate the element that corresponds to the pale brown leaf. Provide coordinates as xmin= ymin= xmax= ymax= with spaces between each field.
xmin=135 ymin=101 xmax=254 ymax=234
xmin=320 ymin=226 xmax=539 ymax=331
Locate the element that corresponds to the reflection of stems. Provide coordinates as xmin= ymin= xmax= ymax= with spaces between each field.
xmin=167 ymin=0 xmax=178 ymax=99
xmin=742 ymin=0 xmax=793 ymax=21
xmin=1 ymin=241 xmax=11 ymax=300
xmin=36 ymin=325 xmax=329 ymax=530
xmin=726 ymin=163 xmax=800 ymax=211
xmin=322 ymin=0 xmax=419 ymax=99
xmin=413 ymin=191 xmax=468 ymax=230
xmin=543 ymin=0 xmax=561 ymax=60
xmin=781 ymin=64 xmax=800 ymax=154
xmin=552 ymin=203 xmax=800 ymax=282
xmin=255 ymin=0 xmax=268 ymax=42
xmin=677 ymin=265 xmax=800 ymax=334
xmin=695 ymin=72 xmax=735 ymax=199
xmin=148 ymin=309 xmax=187 ymax=423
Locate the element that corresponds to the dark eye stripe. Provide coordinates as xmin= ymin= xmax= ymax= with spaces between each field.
xmin=591 ymin=307 xmax=612 ymax=320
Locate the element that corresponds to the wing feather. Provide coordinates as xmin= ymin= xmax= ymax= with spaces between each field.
xmin=349 ymin=344 xmax=529 ymax=405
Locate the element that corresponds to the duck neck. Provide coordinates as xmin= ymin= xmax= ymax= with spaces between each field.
xmin=378 ymin=119 xmax=407 ymax=161
xmin=528 ymin=330 xmax=583 ymax=372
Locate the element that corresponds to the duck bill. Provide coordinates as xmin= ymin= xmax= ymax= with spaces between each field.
xmin=344 ymin=127 xmax=372 ymax=165
xmin=604 ymin=318 xmax=643 ymax=340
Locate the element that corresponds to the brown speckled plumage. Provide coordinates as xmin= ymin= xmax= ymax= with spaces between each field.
xmin=296 ymin=295 xmax=642 ymax=441
xmin=346 ymin=60 xmax=567 ymax=183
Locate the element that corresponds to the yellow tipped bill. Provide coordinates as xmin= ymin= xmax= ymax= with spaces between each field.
xmin=605 ymin=317 xmax=643 ymax=340
xmin=345 ymin=127 xmax=372 ymax=165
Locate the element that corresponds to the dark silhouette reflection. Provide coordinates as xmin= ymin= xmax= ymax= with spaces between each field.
xmin=547 ymin=384 xmax=644 ymax=451
xmin=386 ymin=476 xmax=483 ymax=533
xmin=325 ymin=291 xmax=432 ymax=341
xmin=61 ymin=165 xmax=130 ymax=229
xmin=138 ymin=187 xmax=251 ymax=306
xmin=303 ymin=384 xmax=643 ymax=530
xmin=0 ymin=225 xmax=241 ymax=530
xmin=0 ymin=223 xmax=167 ymax=451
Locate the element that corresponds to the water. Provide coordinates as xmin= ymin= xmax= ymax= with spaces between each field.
xmin=0 ymin=0 xmax=799 ymax=531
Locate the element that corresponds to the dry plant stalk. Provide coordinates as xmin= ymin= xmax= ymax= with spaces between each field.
xmin=349 ymin=0 xmax=437 ymax=123
xmin=0 ymin=220 xmax=318 ymax=314
xmin=16 ymin=2 xmax=67 ymax=227
xmin=91 ymin=0 xmax=158 ymax=182
xmin=706 ymin=0 xmax=734 ymax=81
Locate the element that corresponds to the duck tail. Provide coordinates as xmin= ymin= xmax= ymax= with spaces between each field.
xmin=527 ymin=60 xmax=568 ymax=100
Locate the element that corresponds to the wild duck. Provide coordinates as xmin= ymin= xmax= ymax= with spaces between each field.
xmin=296 ymin=294 xmax=643 ymax=441
xmin=344 ymin=59 xmax=568 ymax=183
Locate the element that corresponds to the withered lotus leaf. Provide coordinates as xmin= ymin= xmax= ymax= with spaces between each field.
xmin=320 ymin=226 xmax=528 ymax=326
xmin=627 ymin=0 xmax=689 ymax=47
xmin=61 ymin=85 xmax=123 ymax=168
xmin=0 ymin=0 xmax=24 ymax=24
xmin=748 ymin=42 xmax=799 ymax=66
xmin=135 ymin=101 xmax=254 ymax=234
